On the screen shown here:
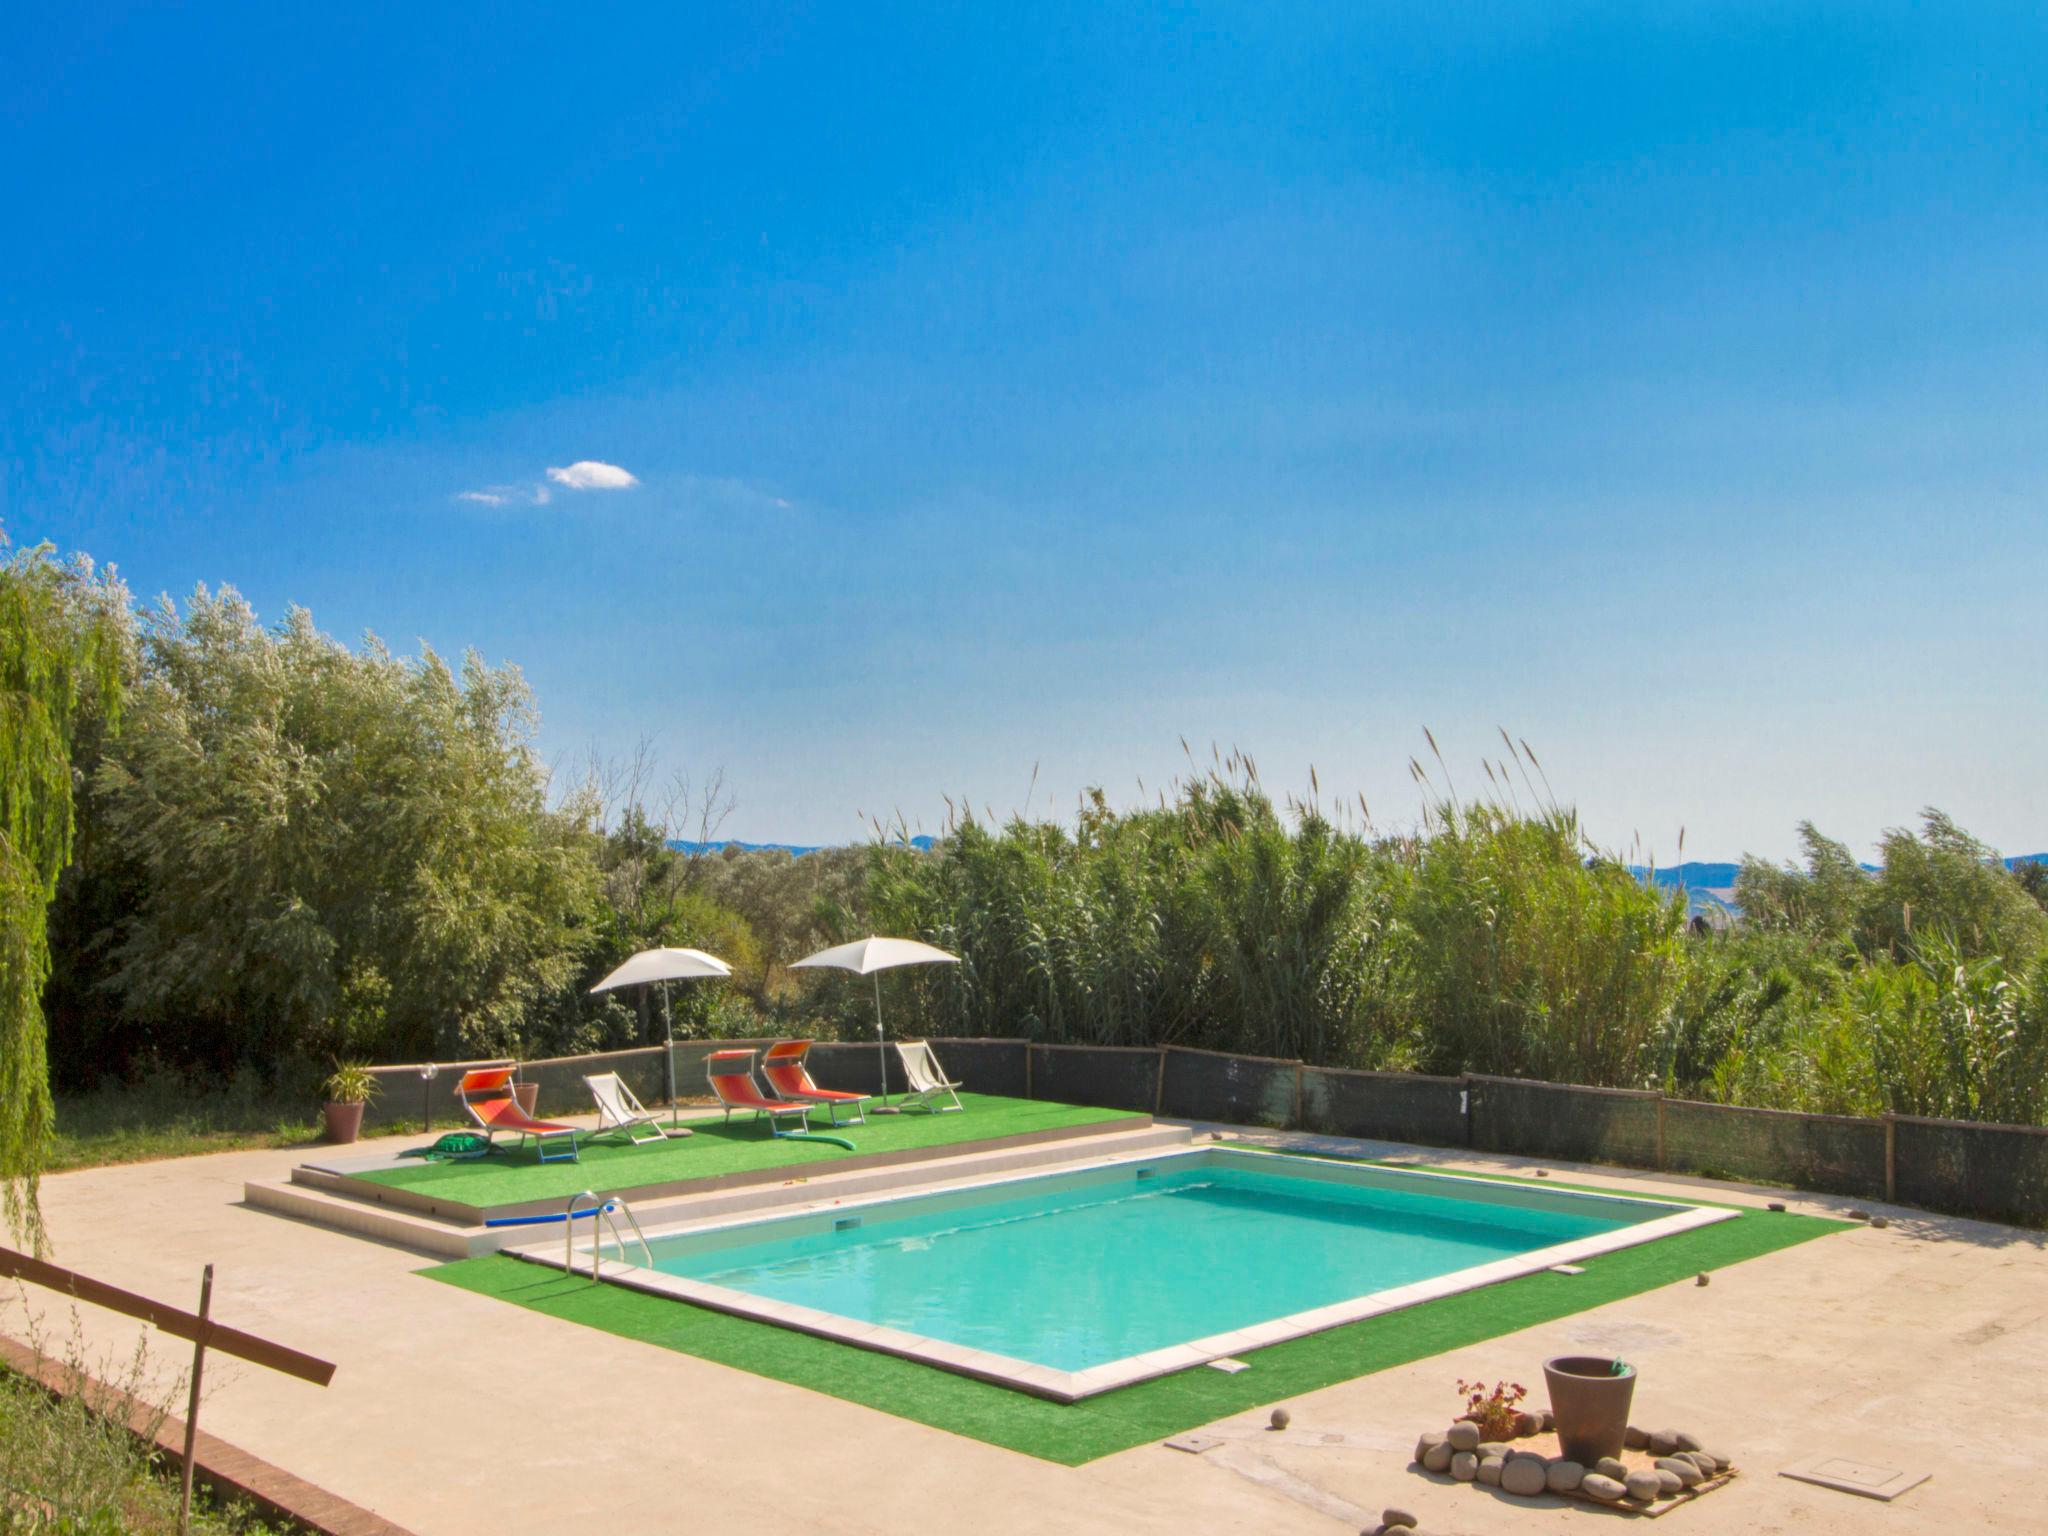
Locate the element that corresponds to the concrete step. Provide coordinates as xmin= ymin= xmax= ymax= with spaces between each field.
xmin=249 ymin=1119 xmax=1196 ymax=1259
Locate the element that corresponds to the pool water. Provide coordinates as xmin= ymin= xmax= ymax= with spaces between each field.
xmin=640 ymin=1153 xmax=1672 ymax=1371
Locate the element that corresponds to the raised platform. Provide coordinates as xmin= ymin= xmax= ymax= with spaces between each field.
xmin=246 ymin=1097 xmax=1189 ymax=1257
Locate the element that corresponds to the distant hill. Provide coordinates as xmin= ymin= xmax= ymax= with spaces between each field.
xmin=669 ymin=836 xmax=936 ymax=856
xmin=1631 ymin=853 xmax=2048 ymax=921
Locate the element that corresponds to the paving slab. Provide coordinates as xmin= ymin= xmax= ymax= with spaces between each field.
xmin=11 ymin=1126 xmax=2046 ymax=1534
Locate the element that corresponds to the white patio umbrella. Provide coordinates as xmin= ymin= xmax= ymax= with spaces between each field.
xmin=787 ymin=936 xmax=958 ymax=1112
xmin=590 ymin=946 xmax=733 ymax=1127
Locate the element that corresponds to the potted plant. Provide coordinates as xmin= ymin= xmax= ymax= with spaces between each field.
xmin=322 ymin=1061 xmax=380 ymax=1144
xmin=1544 ymin=1355 xmax=1636 ymax=1465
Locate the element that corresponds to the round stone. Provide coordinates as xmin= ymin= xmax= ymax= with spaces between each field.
xmin=1502 ymin=1458 xmax=1549 ymax=1497
xmin=1872 ymin=1215 xmax=1890 ymax=1229
xmin=1623 ymin=1425 xmax=1650 ymax=1450
xmin=1380 ymin=1509 xmax=1417 ymax=1530
xmin=1580 ymin=1473 xmax=1627 ymax=1503
xmin=1701 ymin=1449 xmax=1732 ymax=1473
xmin=1476 ymin=1441 xmax=1511 ymax=1459
xmin=1678 ymin=1451 xmax=1715 ymax=1477
xmin=1695 ymin=1272 xmax=1710 ymax=1286
xmin=1476 ymin=1455 xmax=1506 ymax=1486
xmin=1447 ymin=1422 xmax=1482 ymax=1453
xmin=1767 ymin=1200 xmax=1786 ymax=1211
xmin=1594 ymin=1457 xmax=1630 ymax=1482
xmin=1624 ymin=1471 xmax=1663 ymax=1502
xmin=1539 ymin=1408 xmax=1556 ymax=1432
xmin=1509 ymin=1449 xmax=1549 ymax=1469
xmin=1421 ymin=1441 xmax=1453 ymax=1474
xmin=1415 ymin=1429 xmax=1447 ymax=1460
xmin=1545 ymin=1460 xmax=1585 ymax=1493
xmin=1270 ymin=1407 xmax=1291 ymax=1431
xmin=1673 ymin=1431 xmax=1704 ymax=1453
xmin=1513 ymin=1410 xmax=1542 ymax=1437
xmin=1649 ymin=1429 xmax=1680 ymax=1456
xmin=1450 ymin=1451 xmax=1478 ymax=1482
xmin=1656 ymin=1456 xmax=1704 ymax=1488
xmin=1655 ymin=1469 xmax=1684 ymax=1495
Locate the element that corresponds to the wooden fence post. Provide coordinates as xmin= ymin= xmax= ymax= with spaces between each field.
xmin=1153 ymin=1048 xmax=1168 ymax=1115
xmin=1655 ymin=1094 xmax=1667 ymax=1171
xmin=1883 ymin=1114 xmax=1897 ymax=1204
xmin=1293 ymin=1062 xmax=1305 ymax=1130
xmin=1023 ymin=1041 xmax=1033 ymax=1100
xmin=177 ymin=1263 xmax=214 ymax=1536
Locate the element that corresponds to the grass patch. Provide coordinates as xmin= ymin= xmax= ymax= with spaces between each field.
xmin=1 ymin=1326 xmax=286 ymax=1534
xmin=49 ymin=1077 xmax=420 ymax=1174
xmin=354 ymin=1094 xmax=1135 ymax=1205
xmin=425 ymin=1200 xmax=1847 ymax=1464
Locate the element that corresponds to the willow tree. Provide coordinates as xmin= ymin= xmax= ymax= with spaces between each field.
xmin=0 ymin=539 xmax=127 ymax=1244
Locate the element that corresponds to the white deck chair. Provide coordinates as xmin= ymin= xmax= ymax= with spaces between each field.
xmin=584 ymin=1072 xmax=675 ymax=1144
xmin=892 ymin=1041 xmax=964 ymax=1113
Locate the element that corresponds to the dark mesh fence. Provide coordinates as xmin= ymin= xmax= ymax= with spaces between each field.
xmin=1469 ymin=1076 xmax=1662 ymax=1166
xmin=363 ymin=1043 xmax=686 ymax=1129
xmin=1028 ymin=1044 xmax=1161 ymax=1113
xmin=1894 ymin=1117 xmax=2048 ymax=1224
xmin=1662 ymin=1100 xmax=1886 ymax=1198
xmin=357 ymin=1035 xmax=2048 ymax=1225
xmin=927 ymin=1037 xmax=1031 ymax=1098
xmin=806 ymin=1040 xmax=886 ymax=1095
xmin=1158 ymin=1047 xmax=1299 ymax=1127
xmin=1300 ymin=1067 xmax=1468 ymax=1146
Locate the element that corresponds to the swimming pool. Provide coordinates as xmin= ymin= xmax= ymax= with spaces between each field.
xmin=522 ymin=1147 xmax=1729 ymax=1399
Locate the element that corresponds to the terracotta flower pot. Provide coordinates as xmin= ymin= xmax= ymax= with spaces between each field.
xmin=513 ymin=1082 xmax=540 ymax=1116
xmin=1543 ymin=1355 xmax=1636 ymax=1466
xmin=323 ymin=1100 xmax=366 ymax=1144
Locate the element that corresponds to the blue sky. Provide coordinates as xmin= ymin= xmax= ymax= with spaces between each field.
xmin=6 ymin=3 xmax=2046 ymax=861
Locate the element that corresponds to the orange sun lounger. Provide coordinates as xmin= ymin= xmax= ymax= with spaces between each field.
xmin=705 ymin=1050 xmax=816 ymax=1136
xmin=761 ymin=1039 xmax=871 ymax=1127
xmin=456 ymin=1067 xmax=582 ymax=1163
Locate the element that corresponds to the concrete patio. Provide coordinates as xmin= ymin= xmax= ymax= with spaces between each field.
xmin=8 ymin=1127 xmax=2044 ymax=1534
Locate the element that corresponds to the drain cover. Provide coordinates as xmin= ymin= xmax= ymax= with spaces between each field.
xmin=1780 ymin=1455 xmax=1931 ymax=1501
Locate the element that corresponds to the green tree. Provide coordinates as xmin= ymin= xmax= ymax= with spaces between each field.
xmin=1 ymin=539 xmax=127 ymax=1241
xmin=85 ymin=588 xmax=597 ymax=1068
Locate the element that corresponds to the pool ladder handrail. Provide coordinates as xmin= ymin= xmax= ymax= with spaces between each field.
xmin=563 ymin=1190 xmax=653 ymax=1280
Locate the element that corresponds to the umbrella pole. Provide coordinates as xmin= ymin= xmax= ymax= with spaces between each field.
xmin=662 ymin=980 xmax=677 ymax=1128
xmin=871 ymin=972 xmax=900 ymax=1113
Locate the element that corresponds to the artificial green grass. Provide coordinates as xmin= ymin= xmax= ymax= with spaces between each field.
xmin=424 ymin=1200 xmax=1847 ymax=1464
xmin=357 ymin=1094 xmax=1133 ymax=1205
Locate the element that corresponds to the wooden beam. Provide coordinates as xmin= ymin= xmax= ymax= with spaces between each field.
xmin=0 ymin=1248 xmax=334 ymax=1387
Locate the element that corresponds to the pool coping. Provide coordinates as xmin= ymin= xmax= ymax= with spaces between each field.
xmin=509 ymin=1144 xmax=1736 ymax=1402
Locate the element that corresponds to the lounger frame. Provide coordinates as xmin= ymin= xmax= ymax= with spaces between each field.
xmin=891 ymin=1040 xmax=964 ymax=1114
xmin=760 ymin=1039 xmax=870 ymax=1127
xmin=584 ymin=1070 xmax=668 ymax=1145
xmin=456 ymin=1066 xmax=582 ymax=1162
xmin=705 ymin=1050 xmax=817 ymax=1136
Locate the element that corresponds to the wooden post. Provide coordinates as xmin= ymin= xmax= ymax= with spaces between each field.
xmin=1153 ymin=1047 xmax=1168 ymax=1116
xmin=178 ymin=1264 xmax=214 ymax=1535
xmin=1883 ymin=1113 xmax=1897 ymax=1204
xmin=1655 ymin=1094 xmax=1667 ymax=1171
xmin=1023 ymin=1041 xmax=1034 ymax=1100
xmin=1293 ymin=1063 xmax=1305 ymax=1130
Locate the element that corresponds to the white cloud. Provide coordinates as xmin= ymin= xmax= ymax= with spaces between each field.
xmin=546 ymin=460 xmax=639 ymax=491
xmin=455 ymin=489 xmax=508 ymax=506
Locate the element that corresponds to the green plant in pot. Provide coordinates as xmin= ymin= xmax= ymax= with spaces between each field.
xmin=321 ymin=1061 xmax=380 ymax=1144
